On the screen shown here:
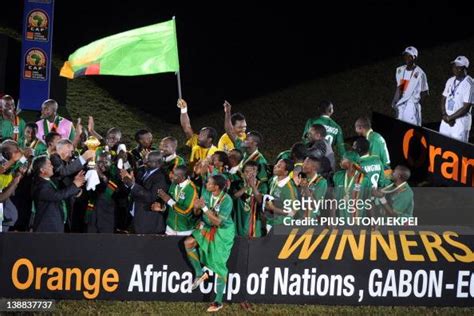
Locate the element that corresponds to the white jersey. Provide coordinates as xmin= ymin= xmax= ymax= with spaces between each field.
xmin=442 ymin=75 xmax=474 ymax=116
xmin=395 ymin=65 xmax=429 ymax=105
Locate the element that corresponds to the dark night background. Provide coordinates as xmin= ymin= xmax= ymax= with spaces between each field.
xmin=2 ymin=1 xmax=474 ymax=122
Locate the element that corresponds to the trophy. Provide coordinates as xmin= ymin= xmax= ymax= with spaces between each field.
xmin=84 ymin=136 xmax=101 ymax=169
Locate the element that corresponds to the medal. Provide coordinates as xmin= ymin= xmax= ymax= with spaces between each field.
xmin=209 ymin=191 xmax=225 ymax=213
xmin=174 ymin=179 xmax=189 ymax=201
xmin=343 ymin=171 xmax=357 ymax=198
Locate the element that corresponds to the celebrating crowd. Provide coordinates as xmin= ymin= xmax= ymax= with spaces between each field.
xmin=1 ymin=47 xmax=472 ymax=236
xmin=0 ymin=94 xmax=413 ymax=235
xmin=0 ymin=47 xmax=472 ymax=311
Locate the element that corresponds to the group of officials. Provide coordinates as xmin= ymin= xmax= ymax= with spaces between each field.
xmin=392 ymin=47 xmax=473 ymax=142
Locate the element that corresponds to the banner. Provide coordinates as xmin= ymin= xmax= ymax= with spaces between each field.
xmin=0 ymin=228 xmax=472 ymax=306
xmin=372 ymin=112 xmax=474 ymax=187
xmin=18 ymin=0 xmax=55 ymax=111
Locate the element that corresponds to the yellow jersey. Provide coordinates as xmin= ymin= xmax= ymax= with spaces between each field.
xmin=186 ymin=134 xmax=218 ymax=163
xmin=217 ymin=133 xmax=246 ymax=152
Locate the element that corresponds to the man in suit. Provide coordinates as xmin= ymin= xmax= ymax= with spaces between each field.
xmin=51 ymin=139 xmax=95 ymax=184
xmin=50 ymin=139 xmax=95 ymax=231
xmin=31 ymin=156 xmax=85 ymax=232
xmin=120 ymin=150 xmax=169 ymax=234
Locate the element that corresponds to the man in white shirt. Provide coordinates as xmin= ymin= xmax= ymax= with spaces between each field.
xmin=439 ymin=56 xmax=474 ymax=142
xmin=392 ymin=46 xmax=429 ymax=126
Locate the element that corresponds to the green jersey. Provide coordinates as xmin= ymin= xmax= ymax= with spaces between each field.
xmin=21 ymin=138 xmax=47 ymax=157
xmin=238 ymin=149 xmax=269 ymax=183
xmin=200 ymin=190 xmax=234 ymax=229
xmin=233 ymin=179 xmax=268 ymax=237
xmin=302 ymin=115 xmax=345 ymax=156
xmin=359 ymin=154 xmax=388 ymax=188
xmin=387 ymin=183 xmax=414 ymax=218
xmin=162 ymin=154 xmax=186 ymax=177
xmin=166 ymin=180 xmax=198 ymax=232
xmin=303 ymin=174 xmax=328 ymax=218
xmin=192 ymin=189 xmax=235 ymax=277
xmin=333 ymin=170 xmax=371 ymax=218
xmin=0 ymin=116 xmax=26 ymax=144
xmin=366 ymin=129 xmax=391 ymax=170
xmin=275 ymin=150 xmax=303 ymax=178
xmin=266 ymin=176 xmax=298 ymax=226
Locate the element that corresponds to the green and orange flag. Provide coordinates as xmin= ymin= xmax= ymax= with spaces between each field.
xmin=60 ymin=19 xmax=179 ymax=79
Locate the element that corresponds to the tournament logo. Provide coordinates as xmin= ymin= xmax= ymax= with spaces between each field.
xmin=26 ymin=10 xmax=49 ymax=41
xmin=24 ymin=48 xmax=48 ymax=81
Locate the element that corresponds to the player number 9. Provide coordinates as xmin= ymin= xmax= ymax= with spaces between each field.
xmin=370 ymin=174 xmax=379 ymax=188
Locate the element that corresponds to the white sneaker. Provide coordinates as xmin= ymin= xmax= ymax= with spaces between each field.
xmin=206 ymin=302 xmax=223 ymax=312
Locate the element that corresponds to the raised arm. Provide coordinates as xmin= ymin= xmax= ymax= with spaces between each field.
xmin=71 ymin=118 xmax=83 ymax=149
xmin=87 ymin=116 xmax=103 ymax=140
xmin=52 ymin=150 xmax=94 ymax=177
xmin=178 ymin=99 xmax=194 ymax=140
xmin=223 ymin=100 xmax=238 ymax=143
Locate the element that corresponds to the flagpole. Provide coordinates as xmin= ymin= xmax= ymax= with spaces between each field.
xmin=173 ymin=16 xmax=182 ymax=99
xmin=176 ymin=70 xmax=183 ymax=99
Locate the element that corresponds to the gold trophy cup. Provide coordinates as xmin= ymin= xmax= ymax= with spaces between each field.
xmin=84 ymin=136 xmax=101 ymax=168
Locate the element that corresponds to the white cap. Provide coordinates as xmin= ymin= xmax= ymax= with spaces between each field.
xmin=403 ymin=46 xmax=418 ymax=58
xmin=451 ymin=56 xmax=469 ymax=68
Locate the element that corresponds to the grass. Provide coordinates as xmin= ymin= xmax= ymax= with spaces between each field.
xmin=53 ymin=300 xmax=473 ymax=315
xmin=2 ymin=27 xmax=474 ymax=314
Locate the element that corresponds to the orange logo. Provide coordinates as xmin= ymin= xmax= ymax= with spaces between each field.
xmin=403 ymin=129 xmax=474 ymax=186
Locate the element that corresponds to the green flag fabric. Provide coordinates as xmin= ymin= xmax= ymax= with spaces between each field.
xmin=60 ymin=19 xmax=179 ymax=79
